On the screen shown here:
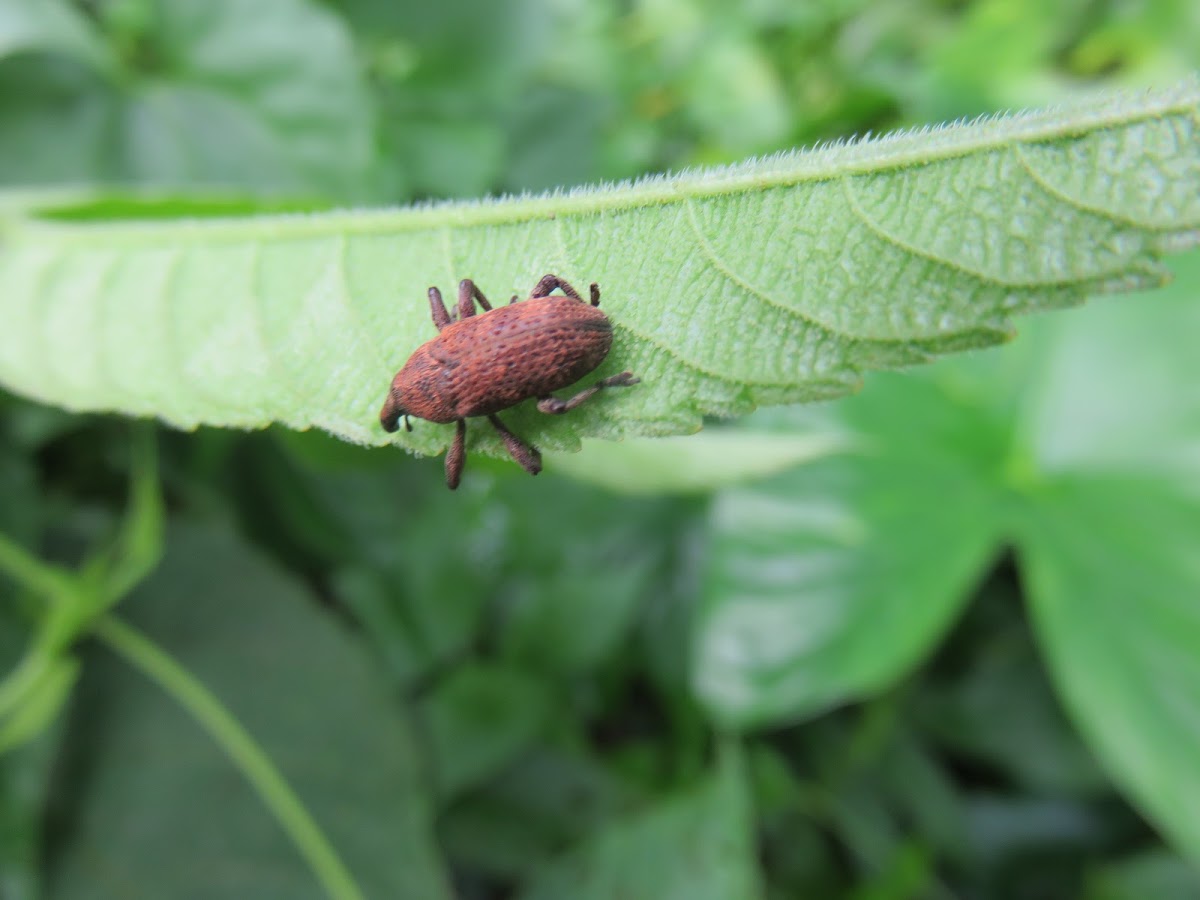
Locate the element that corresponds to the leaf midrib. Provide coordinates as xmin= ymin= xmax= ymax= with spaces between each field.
xmin=11 ymin=79 xmax=1198 ymax=245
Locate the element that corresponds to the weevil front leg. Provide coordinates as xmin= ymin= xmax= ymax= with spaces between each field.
xmin=456 ymin=279 xmax=494 ymax=319
xmin=487 ymin=414 xmax=542 ymax=476
xmin=445 ymin=419 xmax=467 ymax=490
xmin=537 ymin=372 xmax=640 ymax=415
xmin=428 ymin=287 xmax=453 ymax=331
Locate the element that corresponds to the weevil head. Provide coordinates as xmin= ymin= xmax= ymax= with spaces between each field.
xmin=379 ymin=390 xmax=412 ymax=433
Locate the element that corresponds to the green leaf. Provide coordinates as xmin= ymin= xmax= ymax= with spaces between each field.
xmin=1 ymin=80 xmax=1197 ymax=463
xmin=1020 ymin=477 xmax=1200 ymax=861
xmin=518 ymin=745 xmax=763 ymax=900
xmin=0 ymin=0 xmax=374 ymax=197
xmin=440 ymin=745 xmax=640 ymax=879
xmin=0 ymin=728 xmax=61 ymax=900
xmin=548 ymin=430 xmax=850 ymax=494
xmin=698 ymin=248 xmax=1200 ymax=860
xmin=0 ymin=0 xmax=111 ymax=66
xmin=43 ymin=523 xmax=451 ymax=899
xmin=0 ymin=435 xmax=57 ymax=900
xmin=0 ymin=427 xmax=161 ymax=756
xmin=492 ymin=478 xmax=686 ymax=675
xmin=1011 ymin=252 xmax=1200 ymax=861
xmin=915 ymin=610 xmax=1109 ymax=796
xmin=418 ymin=662 xmax=551 ymax=802
xmin=694 ymin=383 xmax=1005 ymax=727
xmin=1085 ymin=850 xmax=1200 ymax=900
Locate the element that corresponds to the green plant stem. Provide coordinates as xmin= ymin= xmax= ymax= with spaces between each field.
xmin=0 ymin=533 xmax=72 ymax=603
xmin=91 ymin=614 xmax=366 ymax=900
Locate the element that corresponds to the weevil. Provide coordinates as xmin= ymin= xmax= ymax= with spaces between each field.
xmin=379 ymin=274 xmax=639 ymax=489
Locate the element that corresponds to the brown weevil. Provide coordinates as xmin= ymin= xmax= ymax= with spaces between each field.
xmin=380 ymin=274 xmax=639 ymax=489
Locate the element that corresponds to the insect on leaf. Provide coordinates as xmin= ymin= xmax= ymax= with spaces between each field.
xmin=0 ymin=78 xmax=1197 ymax=461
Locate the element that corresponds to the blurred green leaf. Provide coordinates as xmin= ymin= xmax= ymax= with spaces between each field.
xmin=418 ymin=662 xmax=552 ymax=802
xmin=694 ymin=380 xmax=1004 ymax=727
xmin=1016 ymin=254 xmax=1200 ymax=489
xmin=916 ymin=600 xmax=1109 ymax=796
xmin=0 ymin=433 xmax=51 ymax=900
xmin=0 ymin=81 xmax=1196 ymax=465
xmin=494 ymin=478 xmax=684 ymax=674
xmin=549 ymin=431 xmax=849 ymax=494
xmin=43 ymin=523 xmax=452 ymax=899
xmin=698 ymin=248 xmax=1200 ymax=860
xmin=0 ymin=0 xmax=111 ymax=66
xmin=1085 ymin=850 xmax=1200 ymax=900
xmin=0 ymin=434 xmax=37 ymax=546
xmin=1011 ymin=252 xmax=1200 ymax=862
xmin=272 ymin=440 xmax=690 ymax=681
xmin=1019 ymin=476 xmax=1200 ymax=861
xmin=0 ymin=729 xmax=60 ymax=900
xmin=962 ymin=794 xmax=1115 ymax=869
xmin=0 ymin=428 xmax=159 ymax=757
xmin=440 ymin=744 xmax=640 ymax=880
xmin=0 ymin=53 xmax=118 ymax=184
xmin=876 ymin=730 xmax=969 ymax=865
xmin=0 ymin=0 xmax=374 ymax=197
xmin=518 ymin=745 xmax=763 ymax=900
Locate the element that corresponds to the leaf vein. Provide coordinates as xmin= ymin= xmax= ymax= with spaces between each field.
xmin=681 ymin=197 xmax=842 ymax=337
xmin=553 ymin=214 xmax=781 ymax=390
xmin=842 ymin=172 xmax=1083 ymax=290
xmin=1012 ymin=142 xmax=1186 ymax=232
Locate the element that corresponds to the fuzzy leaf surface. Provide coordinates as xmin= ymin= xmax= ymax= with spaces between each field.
xmin=0 ymin=80 xmax=1197 ymax=460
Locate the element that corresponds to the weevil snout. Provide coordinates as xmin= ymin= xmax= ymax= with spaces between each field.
xmin=380 ymin=393 xmax=411 ymax=433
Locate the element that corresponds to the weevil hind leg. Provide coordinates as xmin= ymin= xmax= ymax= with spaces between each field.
xmin=445 ymin=419 xmax=467 ymax=489
xmin=429 ymin=287 xmax=453 ymax=331
xmin=537 ymin=372 xmax=640 ymax=415
xmin=487 ymin=415 xmax=542 ymax=476
xmin=457 ymin=279 xmax=494 ymax=319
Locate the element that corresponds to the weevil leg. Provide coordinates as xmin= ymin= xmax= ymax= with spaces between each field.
xmin=531 ymin=274 xmax=584 ymax=300
xmin=429 ymin=286 xmax=453 ymax=331
xmin=445 ymin=419 xmax=467 ymax=490
xmin=589 ymin=282 xmax=601 ymax=306
xmin=487 ymin=414 xmax=542 ymax=476
xmin=537 ymin=372 xmax=640 ymax=415
xmin=457 ymin=279 xmax=494 ymax=319
xmin=509 ymin=294 xmax=519 ymax=305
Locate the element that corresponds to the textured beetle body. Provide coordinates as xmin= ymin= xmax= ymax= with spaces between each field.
xmin=392 ymin=297 xmax=613 ymax=423
xmin=380 ymin=275 xmax=638 ymax=489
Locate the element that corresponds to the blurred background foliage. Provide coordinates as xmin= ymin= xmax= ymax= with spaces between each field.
xmin=1 ymin=0 xmax=1199 ymax=898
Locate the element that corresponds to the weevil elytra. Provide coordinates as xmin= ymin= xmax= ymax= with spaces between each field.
xmin=379 ymin=274 xmax=639 ymax=489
